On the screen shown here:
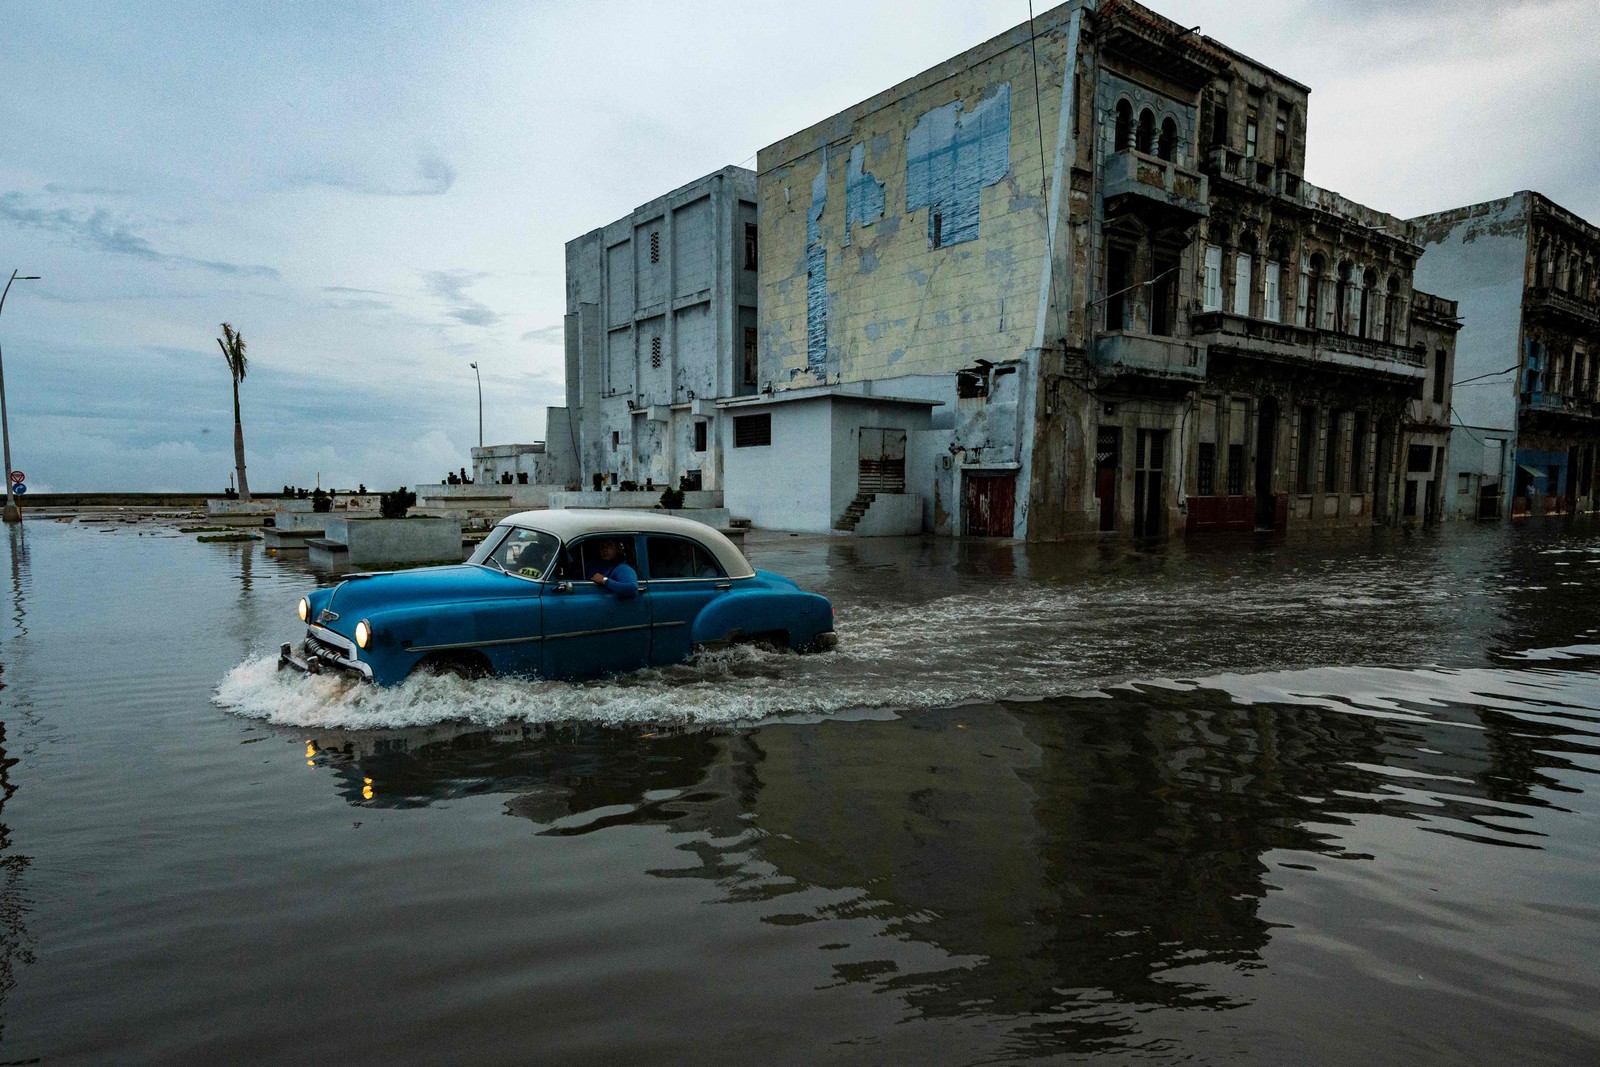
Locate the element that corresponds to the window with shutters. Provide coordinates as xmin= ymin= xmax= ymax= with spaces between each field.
xmin=1263 ymin=261 xmax=1281 ymax=323
xmin=734 ymin=414 xmax=771 ymax=448
xmin=1233 ymin=252 xmax=1253 ymax=317
xmin=1203 ymin=245 xmax=1223 ymax=311
xmin=649 ymin=230 xmax=660 ymax=264
xmin=650 ymin=336 xmax=662 ymax=370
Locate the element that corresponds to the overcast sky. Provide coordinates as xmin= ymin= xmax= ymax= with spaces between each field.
xmin=2 ymin=0 xmax=1594 ymax=492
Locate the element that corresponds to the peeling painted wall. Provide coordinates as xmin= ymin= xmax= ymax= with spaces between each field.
xmin=805 ymin=156 xmax=830 ymax=377
xmin=904 ymin=83 xmax=1012 ymax=248
xmin=845 ymin=142 xmax=885 ymax=242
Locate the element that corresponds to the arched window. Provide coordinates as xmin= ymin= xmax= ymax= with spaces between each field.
xmin=1383 ymin=276 xmax=1400 ymax=343
xmin=1136 ymin=108 xmax=1156 ymax=154
xmin=1306 ymin=253 xmax=1325 ymax=329
xmin=1158 ymin=117 xmax=1177 ymax=162
xmin=1115 ymin=100 xmax=1133 ymax=151
xmin=1359 ymin=267 xmax=1378 ymax=337
xmin=1336 ymin=261 xmax=1353 ymax=334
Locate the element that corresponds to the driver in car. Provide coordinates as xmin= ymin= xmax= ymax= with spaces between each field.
xmin=590 ymin=538 xmax=639 ymax=599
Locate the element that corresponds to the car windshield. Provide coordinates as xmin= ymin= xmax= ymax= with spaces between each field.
xmin=470 ymin=526 xmax=560 ymax=580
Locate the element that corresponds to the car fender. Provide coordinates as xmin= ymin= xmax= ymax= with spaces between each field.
xmin=691 ymin=587 xmax=833 ymax=649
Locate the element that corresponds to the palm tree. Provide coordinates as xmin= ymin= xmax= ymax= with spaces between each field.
xmin=216 ymin=322 xmax=251 ymax=501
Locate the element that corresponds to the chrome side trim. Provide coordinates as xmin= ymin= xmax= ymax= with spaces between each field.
xmin=407 ymin=620 xmax=683 ymax=654
xmin=409 ymin=634 xmax=545 ymax=653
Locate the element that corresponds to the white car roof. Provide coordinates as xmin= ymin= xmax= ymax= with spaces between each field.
xmin=500 ymin=509 xmax=756 ymax=579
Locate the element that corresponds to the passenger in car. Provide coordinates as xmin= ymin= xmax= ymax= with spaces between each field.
xmin=589 ymin=538 xmax=639 ymax=598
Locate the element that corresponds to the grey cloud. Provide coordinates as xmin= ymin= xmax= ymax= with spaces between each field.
xmin=521 ymin=324 xmax=565 ymax=343
xmin=324 ymin=285 xmax=388 ymax=295
xmin=422 ymin=270 xmax=500 ymax=328
xmin=44 ymin=182 xmax=130 ymax=197
xmin=0 ymin=193 xmax=279 ymax=278
xmin=293 ymin=154 xmax=457 ymax=197
xmin=327 ymin=297 xmax=392 ymax=311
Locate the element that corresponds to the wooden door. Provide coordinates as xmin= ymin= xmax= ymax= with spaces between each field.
xmin=962 ymin=473 xmax=1015 ymax=537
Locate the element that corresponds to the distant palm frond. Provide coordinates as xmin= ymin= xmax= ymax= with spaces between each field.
xmin=217 ymin=322 xmax=248 ymax=382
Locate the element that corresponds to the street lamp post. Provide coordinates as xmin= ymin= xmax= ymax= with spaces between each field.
xmin=469 ymin=361 xmax=482 ymax=447
xmin=0 ymin=271 xmax=41 ymax=525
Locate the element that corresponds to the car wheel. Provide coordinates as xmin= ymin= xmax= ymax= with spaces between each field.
xmin=416 ymin=651 xmax=493 ymax=680
xmin=735 ymin=631 xmax=790 ymax=653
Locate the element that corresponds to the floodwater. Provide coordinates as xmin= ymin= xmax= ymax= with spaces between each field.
xmin=2 ymin=516 xmax=1600 ymax=1065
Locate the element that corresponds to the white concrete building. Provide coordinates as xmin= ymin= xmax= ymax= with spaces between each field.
xmin=558 ymin=166 xmax=759 ymax=494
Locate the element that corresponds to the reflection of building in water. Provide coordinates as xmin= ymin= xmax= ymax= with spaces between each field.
xmin=295 ymin=672 xmax=1548 ymax=1049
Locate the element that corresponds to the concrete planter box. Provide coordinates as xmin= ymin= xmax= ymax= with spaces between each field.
xmin=207 ymin=498 xmax=312 ymax=518
xmin=308 ymin=517 xmax=465 ymax=569
xmin=265 ymin=509 xmax=381 ymax=550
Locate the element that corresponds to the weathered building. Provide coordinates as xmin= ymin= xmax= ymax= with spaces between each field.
xmin=744 ymin=0 xmax=1450 ymax=538
xmin=558 ymin=166 xmax=759 ymax=493
xmin=1412 ymin=192 xmax=1600 ymax=520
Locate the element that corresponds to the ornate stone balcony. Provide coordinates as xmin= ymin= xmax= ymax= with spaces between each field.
xmin=1522 ymin=391 xmax=1600 ymax=420
xmin=1103 ymin=149 xmax=1209 ymax=228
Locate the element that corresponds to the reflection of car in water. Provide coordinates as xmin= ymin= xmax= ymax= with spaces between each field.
xmin=279 ymin=510 xmax=837 ymax=685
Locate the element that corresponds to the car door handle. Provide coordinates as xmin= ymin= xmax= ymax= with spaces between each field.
xmin=714 ymin=581 xmax=731 ymax=590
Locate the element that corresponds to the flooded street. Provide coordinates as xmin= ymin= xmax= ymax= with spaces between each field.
xmin=3 ymin=518 xmax=1600 ymax=1064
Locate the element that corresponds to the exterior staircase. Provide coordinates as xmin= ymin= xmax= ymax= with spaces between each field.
xmin=834 ymin=492 xmax=877 ymax=532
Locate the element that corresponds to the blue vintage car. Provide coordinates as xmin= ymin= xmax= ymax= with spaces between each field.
xmin=278 ymin=510 xmax=837 ymax=685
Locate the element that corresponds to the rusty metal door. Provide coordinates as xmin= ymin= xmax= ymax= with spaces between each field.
xmin=962 ymin=472 xmax=1015 ymax=537
xmin=859 ymin=428 xmax=907 ymax=493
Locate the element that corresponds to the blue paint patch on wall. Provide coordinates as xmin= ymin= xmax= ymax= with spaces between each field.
xmin=858 ymin=249 xmax=880 ymax=274
xmin=905 ymin=83 xmax=1011 ymax=248
xmin=806 ymin=155 xmax=829 ymax=375
xmin=846 ymin=143 xmax=885 ymax=243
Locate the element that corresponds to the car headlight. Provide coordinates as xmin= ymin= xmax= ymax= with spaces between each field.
xmin=355 ymin=620 xmax=371 ymax=649
xmin=298 ymin=597 xmax=310 ymax=623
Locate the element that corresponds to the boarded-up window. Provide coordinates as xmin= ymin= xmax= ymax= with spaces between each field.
xmin=734 ymin=414 xmax=771 ymax=448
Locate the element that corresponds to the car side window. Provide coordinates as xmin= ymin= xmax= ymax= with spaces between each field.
xmin=646 ymin=536 xmax=725 ymax=580
xmin=555 ymin=537 xmax=638 ymax=580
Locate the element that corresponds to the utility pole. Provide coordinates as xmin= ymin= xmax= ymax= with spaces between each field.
xmin=0 ymin=271 xmax=41 ymax=524
xmin=470 ymin=361 xmax=483 ymax=447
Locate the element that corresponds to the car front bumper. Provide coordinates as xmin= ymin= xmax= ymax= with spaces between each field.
xmin=277 ymin=626 xmax=375 ymax=681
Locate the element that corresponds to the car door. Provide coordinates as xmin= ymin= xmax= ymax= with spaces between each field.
xmin=540 ymin=534 xmax=652 ymax=678
xmin=643 ymin=534 xmax=730 ymax=665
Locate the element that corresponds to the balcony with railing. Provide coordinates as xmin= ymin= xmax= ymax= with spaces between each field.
xmin=1191 ymin=311 xmax=1425 ymax=380
xmin=1521 ymin=390 xmax=1600 ymax=420
xmin=1203 ymin=147 xmax=1421 ymax=246
xmin=1525 ymin=285 xmax=1600 ymax=327
xmin=1103 ymin=149 xmax=1209 ymax=227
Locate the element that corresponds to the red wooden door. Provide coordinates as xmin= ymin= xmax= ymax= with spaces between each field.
xmin=962 ymin=473 xmax=1015 ymax=537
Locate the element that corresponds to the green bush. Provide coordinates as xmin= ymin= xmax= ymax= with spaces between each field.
xmin=380 ymin=487 xmax=416 ymax=519
xmin=311 ymin=488 xmax=333 ymax=513
xmin=659 ymin=487 xmax=685 ymax=509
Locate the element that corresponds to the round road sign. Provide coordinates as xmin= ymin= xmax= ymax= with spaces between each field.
xmin=11 ymin=484 xmax=26 ymax=496
xmin=8 ymin=471 xmax=23 ymax=484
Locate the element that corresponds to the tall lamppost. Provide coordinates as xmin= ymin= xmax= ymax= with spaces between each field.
xmin=469 ymin=361 xmax=482 ymax=447
xmin=0 ymin=271 xmax=41 ymax=524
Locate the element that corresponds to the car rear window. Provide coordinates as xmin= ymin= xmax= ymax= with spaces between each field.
xmin=646 ymin=536 xmax=725 ymax=580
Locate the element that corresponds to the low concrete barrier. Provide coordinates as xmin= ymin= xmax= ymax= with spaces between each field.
xmin=548 ymin=490 xmax=724 ymax=510
xmin=208 ymin=498 xmax=313 ymax=518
